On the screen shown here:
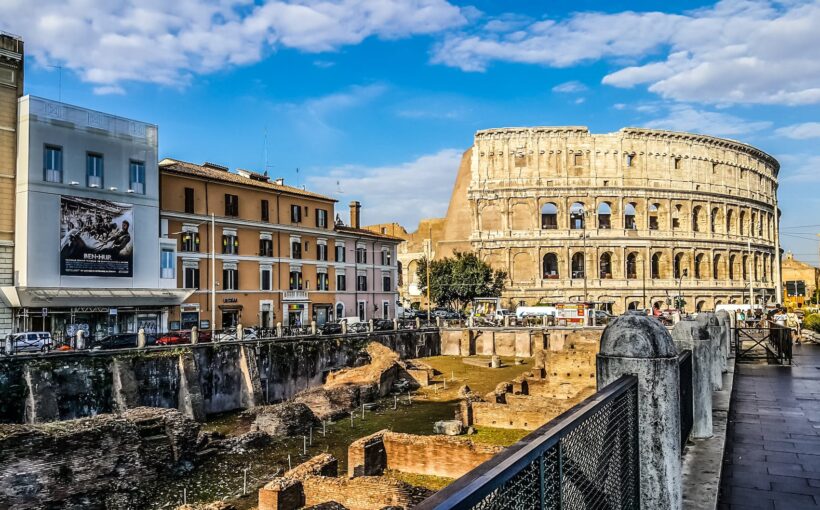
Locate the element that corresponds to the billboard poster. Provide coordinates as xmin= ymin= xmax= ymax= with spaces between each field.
xmin=59 ymin=195 xmax=134 ymax=277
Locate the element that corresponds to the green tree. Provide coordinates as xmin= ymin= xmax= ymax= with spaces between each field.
xmin=416 ymin=251 xmax=507 ymax=311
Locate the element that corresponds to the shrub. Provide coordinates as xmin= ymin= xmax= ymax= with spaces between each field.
xmin=804 ymin=314 xmax=820 ymax=333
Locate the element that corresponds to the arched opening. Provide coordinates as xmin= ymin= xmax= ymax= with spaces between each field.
xmin=541 ymin=202 xmax=558 ymax=230
xmin=740 ymin=211 xmax=746 ymax=235
xmin=742 ymin=255 xmax=748 ymax=281
xmin=751 ymin=212 xmax=757 ymax=237
xmin=597 ymin=202 xmax=612 ymax=229
xmin=726 ymin=209 xmax=734 ymax=234
xmin=626 ymin=252 xmax=638 ymax=279
xmin=710 ymin=207 xmax=720 ymax=233
xmin=695 ymin=253 xmax=704 ymax=279
xmin=729 ymin=255 xmax=736 ymax=280
xmin=692 ymin=206 xmax=702 ymax=232
xmin=713 ymin=254 xmax=722 ymax=280
xmin=672 ymin=204 xmax=682 ymax=230
xmin=543 ymin=253 xmax=559 ymax=279
xmin=674 ymin=253 xmax=685 ymax=279
xmin=649 ymin=203 xmax=660 ymax=230
xmin=570 ymin=202 xmax=586 ymax=229
xmin=762 ymin=254 xmax=768 ymax=282
xmin=624 ymin=202 xmax=637 ymax=230
xmin=696 ymin=300 xmax=706 ymax=312
xmin=335 ymin=302 xmax=345 ymax=320
xmin=651 ymin=252 xmax=662 ymax=279
xmin=754 ymin=253 xmax=759 ymax=281
xmin=627 ymin=301 xmax=640 ymax=311
xmin=571 ymin=252 xmax=585 ymax=279
xmin=599 ymin=252 xmax=613 ymax=279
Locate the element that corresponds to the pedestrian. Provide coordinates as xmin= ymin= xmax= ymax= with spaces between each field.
xmin=786 ymin=310 xmax=800 ymax=345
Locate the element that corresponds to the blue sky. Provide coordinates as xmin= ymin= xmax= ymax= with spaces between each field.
xmin=5 ymin=0 xmax=820 ymax=263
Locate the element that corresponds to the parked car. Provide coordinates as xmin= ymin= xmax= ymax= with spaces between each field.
xmin=373 ymin=319 xmax=394 ymax=331
xmin=591 ymin=310 xmax=615 ymax=324
xmin=156 ymin=329 xmax=212 ymax=346
xmin=3 ymin=332 xmax=53 ymax=354
xmin=92 ymin=333 xmax=157 ymax=350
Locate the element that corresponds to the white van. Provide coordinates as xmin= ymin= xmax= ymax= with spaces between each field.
xmin=516 ymin=306 xmax=557 ymax=319
xmin=4 ymin=332 xmax=53 ymax=354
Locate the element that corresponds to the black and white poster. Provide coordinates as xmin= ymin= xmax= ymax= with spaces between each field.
xmin=59 ymin=196 xmax=134 ymax=277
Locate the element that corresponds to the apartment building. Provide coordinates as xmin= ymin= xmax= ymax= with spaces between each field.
xmin=159 ymin=160 xmax=401 ymax=330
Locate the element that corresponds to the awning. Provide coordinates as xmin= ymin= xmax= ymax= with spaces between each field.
xmin=0 ymin=286 xmax=195 ymax=308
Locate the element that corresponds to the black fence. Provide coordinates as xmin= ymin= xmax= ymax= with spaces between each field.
xmin=735 ymin=325 xmax=792 ymax=365
xmin=678 ymin=350 xmax=693 ymax=451
xmin=415 ymin=375 xmax=640 ymax=510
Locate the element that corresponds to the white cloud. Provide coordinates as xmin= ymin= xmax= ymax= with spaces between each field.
xmin=775 ymin=122 xmax=820 ymax=139
xmin=2 ymin=0 xmax=466 ymax=92
xmin=432 ymin=0 xmax=820 ymax=105
xmin=307 ymin=149 xmax=463 ymax=227
xmin=777 ymin=154 xmax=820 ymax=182
xmin=552 ymin=80 xmax=588 ymax=93
xmin=643 ymin=105 xmax=772 ymax=137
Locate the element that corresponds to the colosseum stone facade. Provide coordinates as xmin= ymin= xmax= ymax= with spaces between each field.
xmin=392 ymin=127 xmax=781 ymax=315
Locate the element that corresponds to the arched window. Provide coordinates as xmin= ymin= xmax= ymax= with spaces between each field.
xmin=541 ymin=203 xmax=558 ymax=230
xmin=672 ymin=204 xmax=682 ymax=230
xmin=597 ymin=202 xmax=612 ymax=229
xmin=336 ymin=302 xmax=345 ymax=320
xmin=695 ymin=253 xmax=704 ymax=279
xmin=751 ymin=212 xmax=757 ymax=237
xmin=742 ymin=255 xmax=748 ymax=281
xmin=599 ymin=252 xmax=613 ymax=279
xmin=754 ymin=253 xmax=759 ymax=281
xmin=726 ymin=210 xmax=734 ymax=234
xmin=729 ymin=255 xmax=736 ymax=280
xmin=626 ymin=252 xmax=638 ymax=279
xmin=739 ymin=211 xmax=746 ymax=235
xmin=571 ymin=252 xmax=585 ymax=279
xmin=674 ymin=253 xmax=684 ymax=279
xmin=543 ymin=253 xmax=559 ymax=279
xmin=692 ymin=206 xmax=702 ymax=232
xmin=762 ymin=254 xmax=768 ymax=282
xmin=651 ymin=252 xmax=662 ymax=279
xmin=628 ymin=301 xmax=640 ymax=311
xmin=649 ymin=203 xmax=660 ymax=230
xmin=711 ymin=207 xmax=720 ymax=233
xmin=713 ymin=254 xmax=721 ymax=280
xmin=696 ymin=300 xmax=706 ymax=312
xmin=624 ymin=202 xmax=637 ymax=230
xmin=570 ymin=202 xmax=585 ymax=229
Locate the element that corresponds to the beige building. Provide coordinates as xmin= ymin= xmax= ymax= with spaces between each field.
xmin=781 ymin=252 xmax=819 ymax=309
xmin=402 ymin=127 xmax=781 ymax=314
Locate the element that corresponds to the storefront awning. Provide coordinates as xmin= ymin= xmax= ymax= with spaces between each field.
xmin=0 ymin=286 xmax=195 ymax=308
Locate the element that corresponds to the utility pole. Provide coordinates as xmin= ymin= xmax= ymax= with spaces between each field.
xmin=426 ymin=225 xmax=432 ymax=322
xmin=211 ymin=213 xmax=216 ymax=330
xmin=748 ymin=240 xmax=754 ymax=309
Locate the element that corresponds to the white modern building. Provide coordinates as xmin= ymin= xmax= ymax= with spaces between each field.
xmin=0 ymin=96 xmax=191 ymax=341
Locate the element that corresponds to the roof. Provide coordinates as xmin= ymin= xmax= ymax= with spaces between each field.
xmin=160 ymin=158 xmax=337 ymax=202
xmin=335 ymin=225 xmax=404 ymax=242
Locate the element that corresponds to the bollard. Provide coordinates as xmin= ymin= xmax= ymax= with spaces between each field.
xmin=672 ymin=318 xmax=713 ymax=438
xmin=276 ymin=322 xmax=283 ymax=337
xmin=715 ymin=311 xmax=731 ymax=374
xmin=490 ymin=355 xmax=501 ymax=368
xmin=237 ymin=323 xmax=244 ymax=341
xmin=342 ymin=321 xmax=348 ymax=335
xmin=597 ymin=313 xmax=682 ymax=510
xmin=76 ymin=330 xmax=86 ymax=351
xmin=393 ymin=318 xmax=399 ymax=331
xmin=696 ymin=313 xmax=723 ymax=391
xmin=436 ymin=316 xmax=442 ymax=328
xmin=503 ymin=315 xmax=510 ymax=327
xmin=4 ymin=334 xmax=12 ymax=355
xmin=311 ymin=321 xmax=317 ymax=335
xmin=137 ymin=328 xmax=147 ymax=348
xmin=542 ymin=314 xmax=548 ymax=328
xmin=190 ymin=326 xmax=198 ymax=345
xmin=468 ymin=316 xmax=474 ymax=328
xmin=415 ymin=317 xmax=421 ymax=329
xmin=368 ymin=319 xmax=374 ymax=333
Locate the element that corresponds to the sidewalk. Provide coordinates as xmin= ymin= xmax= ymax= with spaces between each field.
xmin=718 ymin=342 xmax=820 ymax=509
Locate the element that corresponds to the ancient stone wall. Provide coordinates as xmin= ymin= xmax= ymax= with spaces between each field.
xmin=440 ymin=327 xmax=547 ymax=357
xmin=0 ymin=407 xmax=199 ymax=509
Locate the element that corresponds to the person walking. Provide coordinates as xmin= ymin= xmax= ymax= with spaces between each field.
xmin=786 ymin=310 xmax=800 ymax=345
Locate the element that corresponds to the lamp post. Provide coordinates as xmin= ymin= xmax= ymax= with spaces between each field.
xmin=677 ymin=268 xmax=688 ymax=313
xmin=210 ymin=213 xmax=216 ymax=331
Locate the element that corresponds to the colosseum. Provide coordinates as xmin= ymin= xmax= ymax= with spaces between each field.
xmin=372 ymin=127 xmax=782 ymax=315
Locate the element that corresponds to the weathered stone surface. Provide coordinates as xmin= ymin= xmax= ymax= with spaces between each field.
xmin=285 ymin=453 xmax=339 ymax=479
xmin=254 ymin=402 xmax=318 ymax=436
xmin=176 ymin=503 xmax=237 ymax=510
xmin=433 ymin=420 xmax=464 ymax=436
xmin=672 ymin=318 xmax=713 ymax=438
xmin=696 ymin=313 xmax=724 ymax=391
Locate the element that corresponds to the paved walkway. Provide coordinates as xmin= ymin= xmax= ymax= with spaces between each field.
xmin=719 ymin=342 xmax=820 ymax=509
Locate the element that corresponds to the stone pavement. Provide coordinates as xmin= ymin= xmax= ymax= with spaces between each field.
xmin=718 ymin=343 xmax=820 ymax=509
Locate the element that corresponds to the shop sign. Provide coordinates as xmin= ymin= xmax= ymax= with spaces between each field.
xmin=109 ymin=308 xmax=118 ymax=316
xmin=223 ymin=297 xmax=238 ymax=303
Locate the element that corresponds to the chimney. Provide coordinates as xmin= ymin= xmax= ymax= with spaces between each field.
xmin=349 ymin=201 xmax=361 ymax=229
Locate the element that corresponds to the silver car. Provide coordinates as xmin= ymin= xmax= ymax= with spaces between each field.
xmin=4 ymin=332 xmax=53 ymax=354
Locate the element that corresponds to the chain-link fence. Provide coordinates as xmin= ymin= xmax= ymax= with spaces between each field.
xmin=415 ymin=375 xmax=640 ymax=510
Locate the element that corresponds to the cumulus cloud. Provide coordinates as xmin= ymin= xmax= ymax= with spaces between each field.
xmin=307 ymin=149 xmax=463 ymax=228
xmin=775 ymin=122 xmax=820 ymax=139
xmin=432 ymin=0 xmax=820 ymax=105
xmin=2 ymin=0 xmax=466 ymax=91
xmin=777 ymin=154 xmax=820 ymax=182
xmin=643 ymin=105 xmax=772 ymax=137
xmin=552 ymin=80 xmax=588 ymax=93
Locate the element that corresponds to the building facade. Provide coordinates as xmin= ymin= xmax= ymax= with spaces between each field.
xmin=159 ymin=160 xmax=400 ymax=330
xmin=781 ymin=252 xmax=819 ymax=309
xmin=1 ymin=96 xmax=189 ymax=340
xmin=406 ymin=127 xmax=781 ymax=314
xmin=0 ymin=33 xmax=23 ymax=336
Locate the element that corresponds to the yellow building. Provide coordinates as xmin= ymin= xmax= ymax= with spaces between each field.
xmin=782 ymin=252 xmax=819 ymax=309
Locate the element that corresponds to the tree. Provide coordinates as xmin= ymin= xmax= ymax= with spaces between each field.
xmin=416 ymin=251 xmax=507 ymax=311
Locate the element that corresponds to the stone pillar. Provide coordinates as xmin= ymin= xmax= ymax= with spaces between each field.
xmin=341 ymin=321 xmax=348 ymax=334
xmin=672 ymin=318 xmax=713 ymax=438
xmin=276 ymin=322 xmax=283 ymax=337
xmin=4 ymin=334 xmax=12 ymax=355
xmin=177 ymin=352 xmax=205 ymax=421
xmin=696 ymin=313 xmax=723 ymax=391
xmin=111 ymin=358 xmax=139 ymax=413
xmin=259 ymin=479 xmax=304 ymax=510
xmin=310 ymin=321 xmax=317 ymax=335
xmin=715 ymin=311 xmax=730 ymax=373
xmin=393 ymin=318 xmax=399 ymax=330
xmin=75 ymin=330 xmax=86 ymax=350
xmin=436 ymin=316 xmax=442 ymax=328
xmin=596 ymin=313 xmax=682 ymax=510
xmin=237 ymin=323 xmax=244 ymax=341
xmin=368 ymin=319 xmax=375 ymax=332
xmin=491 ymin=355 xmax=501 ymax=368
xmin=190 ymin=326 xmax=198 ymax=345
xmin=415 ymin=317 xmax=421 ymax=329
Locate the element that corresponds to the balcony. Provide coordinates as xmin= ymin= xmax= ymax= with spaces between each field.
xmin=283 ymin=290 xmax=308 ymax=301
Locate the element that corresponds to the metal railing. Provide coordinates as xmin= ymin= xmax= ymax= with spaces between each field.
xmin=735 ymin=325 xmax=792 ymax=365
xmin=678 ymin=350 xmax=693 ymax=451
xmin=415 ymin=375 xmax=639 ymax=510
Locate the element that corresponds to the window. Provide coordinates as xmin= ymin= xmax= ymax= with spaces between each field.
xmin=713 ymin=254 xmax=721 ymax=280
xmin=86 ymin=153 xmax=103 ymax=188
xmin=223 ymin=268 xmax=238 ymax=290
xmin=383 ymin=301 xmax=390 ymax=320
xmin=571 ymin=252 xmax=585 ymax=279
xmin=674 ymin=253 xmax=684 ymax=279
xmin=710 ymin=207 xmax=720 ymax=233
xmin=318 ymin=273 xmax=329 ymax=291
xmin=335 ymin=245 xmax=346 ymax=262
xmin=291 ymin=204 xmax=302 ymax=223
xmin=222 ymin=232 xmax=238 ymax=255
xmin=184 ymin=188 xmax=195 ymax=214
xmin=651 ymin=253 xmax=662 ymax=279
xmin=317 ymin=243 xmax=328 ymax=261
xmin=729 ymin=255 xmax=736 ymax=280
xmin=672 ymin=205 xmax=681 ymax=230
xmin=291 ymin=240 xmax=302 ymax=259
xmin=543 ymin=253 xmax=559 ymax=279
xmin=44 ymin=145 xmax=62 ymax=183
xmin=573 ymin=153 xmax=582 ymax=166
xmin=260 ymin=266 xmax=272 ymax=291
xmin=289 ymin=270 xmax=303 ymax=290
xmin=541 ymin=203 xmax=558 ymax=229
xmin=336 ymin=303 xmax=345 ymax=319
xmin=695 ymin=254 xmax=704 ymax=279
xmin=225 ymin=194 xmax=239 ymax=217
xmin=626 ymin=153 xmax=635 ymax=167
xmin=181 ymin=232 xmax=200 ymax=252
xmin=599 ymin=252 xmax=612 ymax=279
xmin=674 ymin=157 xmax=681 ymax=170
xmin=357 ymin=274 xmax=368 ymax=291
xmin=742 ymin=255 xmax=748 ymax=281
xmin=356 ymin=247 xmax=367 ymax=264
xmin=358 ymin=301 xmax=366 ymax=321
xmin=382 ymin=274 xmax=392 ymax=291
xmin=261 ymin=200 xmax=270 ymax=222
xmin=692 ymin=206 xmax=702 ymax=232
xmin=649 ymin=203 xmax=660 ymax=230
xmin=569 ymin=202 xmax=585 ymax=229
xmin=160 ymin=248 xmax=175 ymax=279
xmin=598 ymin=203 xmax=612 ymax=229
xmin=626 ymin=253 xmax=638 ymax=279
xmin=624 ymin=203 xmax=637 ymax=230
xmin=316 ymin=209 xmax=328 ymax=228
xmin=336 ymin=274 xmax=347 ymax=291
xmin=259 ymin=238 xmax=273 ymax=257
xmin=183 ymin=265 xmax=200 ymax=289
xmin=129 ymin=160 xmax=145 ymax=194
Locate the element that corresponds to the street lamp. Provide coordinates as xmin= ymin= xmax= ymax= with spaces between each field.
xmin=677 ymin=268 xmax=688 ymax=313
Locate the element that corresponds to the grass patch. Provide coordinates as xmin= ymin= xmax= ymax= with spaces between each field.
xmin=415 ymin=355 xmax=532 ymax=401
xmin=384 ymin=469 xmax=453 ymax=491
xmin=468 ymin=426 xmax=529 ymax=447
